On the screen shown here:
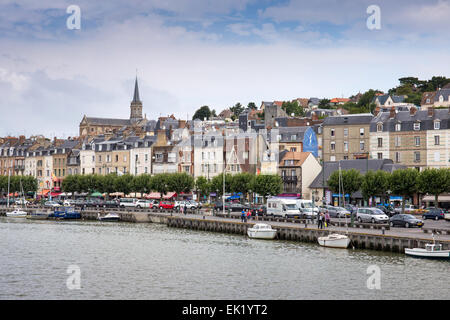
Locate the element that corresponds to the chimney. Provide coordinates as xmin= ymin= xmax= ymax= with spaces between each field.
xmin=389 ymin=106 xmax=395 ymax=119
xmin=373 ymin=108 xmax=379 ymax=116
xmin=311 ymin=112 xmax=318 ymax=121
xmin=428 ymin=107 xmax=434 ymax=117
xmin=19 ymin=135 xmax=25 ymax=144
xmin=409 ymin=106 xmax=417 ymax=116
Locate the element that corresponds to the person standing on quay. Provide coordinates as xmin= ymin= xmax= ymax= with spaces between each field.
xmin=318 ymin=211 xmax=324 ymax=229
xmin=241 ymin=209 xmax=246 ymax=222
xmin=325 ymin=211 xmax=330 ymax=228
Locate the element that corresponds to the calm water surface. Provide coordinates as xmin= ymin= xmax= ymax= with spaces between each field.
xmin=0 ymin=217 xmax=448 ymax=299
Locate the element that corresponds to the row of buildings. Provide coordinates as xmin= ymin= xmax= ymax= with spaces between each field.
xmin=1 ymin=77 xmax=449 ymax=205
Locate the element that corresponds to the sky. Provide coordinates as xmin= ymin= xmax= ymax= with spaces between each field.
xmin=1 ymin=0 xmax=450 ymax=137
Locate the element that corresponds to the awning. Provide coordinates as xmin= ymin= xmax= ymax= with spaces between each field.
xmin=109 ymin=192 xmax=124 ymax=197
xmin=8 ymin=192 xmax=19 ymax=197
xmin=50 ymin=192 xmax=61 ymax=197
xmin=91 ymin=192 xmax=103 ymax=197
xmin=145 ymin=192 xmax=177 ymax=199
xmin=38 ymin=189 xmax=50 ymax=196
xmin=422 ymin=195 xmax=450 ymax=202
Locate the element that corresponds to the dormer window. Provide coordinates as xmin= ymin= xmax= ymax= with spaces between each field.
xmin=377 ymin=123 xmax=383 ymax=132
xmin=395 ymin=123 xmax=401 ymax=131
xmin=434 ymin=121 xmax=440 ymax=130
xmin=426 ymin=98 xmax=430 ymax=104
xmin=413 ymin=122 xmax=420 ymax=131
xmin=439 ymin=95 xmax=444 ymax=103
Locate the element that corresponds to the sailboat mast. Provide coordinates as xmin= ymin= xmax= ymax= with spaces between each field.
xmin=7 ymin=169 xmax=10 ymax=208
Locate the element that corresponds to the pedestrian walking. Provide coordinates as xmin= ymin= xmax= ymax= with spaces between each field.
xmin=246 ymin=210 xmax=251 ymax=222
xmin=318 ymin=212 xmax=324 ymax=229
xmin=184 ymin=203 xmax=187 ymax=215
xmin=325 ymin=211 xmax=330 ymax=228
xmin=241 ymin=209 xmax=246 ymax=222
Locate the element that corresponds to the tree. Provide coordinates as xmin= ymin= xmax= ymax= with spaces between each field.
xmin=192 ymin=105 xmax=212 ymax=121
xmin=361 ymin=170 xmax=390 ymax=205
xmin=150 ymin=174 xmax=170 ymax=201
xmin=210 ymin=173 xmax=233 ymax=196
xmin=252 ymin=174 xmax=282 ymax=203
xmin=247 ymin=102 xmax=257 ymax=110
xmin=418 ymin=168 xmax=448 ymax=208
xmin=195 ymin=176 xmax=210 ymax=201
xmin=318 ymin=99 xmax=331 ymax=109
xmin=131 ymin=174 xmax=152 ymax=195
xmin=389 ymin=168 xmax=419 ymax=214
xmin=101 ymin=173 xmax=118 ymax=198
xmin=62 ymin=174 xmax=79 ymax=195
xmin=281 ymin=100 xmax=304 ymax=116
xmin=113 ymin=174 xmax=134 ymax=196
xmin=230 ymin=102 xmax=244 ymax=120
xmin=327 ymin=169 xmax=363 ymax=204
xmin=167 ymin=173 xmax=194 ymax=199
xmin=230 ymin=172 xmax=254 ymax=203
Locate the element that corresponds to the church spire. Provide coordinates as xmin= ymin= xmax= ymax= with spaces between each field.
xmin=132 ymin=76 xmax=141 ymax=103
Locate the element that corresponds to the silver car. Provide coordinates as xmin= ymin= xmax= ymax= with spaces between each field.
xmin=356 ymin=207 xmax=389 ymax=224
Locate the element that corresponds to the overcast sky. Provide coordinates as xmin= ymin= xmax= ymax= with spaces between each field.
xmin=1 ymin=0 xmax=449 ymax=137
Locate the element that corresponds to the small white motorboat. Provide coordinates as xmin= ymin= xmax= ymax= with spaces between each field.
xmin=318 ymin=233 xmax=351 ymax=249
xmin=247 ymin=223 xmax=277 ymax=240
xmin=6 ymin=209 xmax=28 ymax=218
xmin=98 ymin=212 xmax=121 ymax=222
xmin=405 ymin=243 xmax=450 ymax=259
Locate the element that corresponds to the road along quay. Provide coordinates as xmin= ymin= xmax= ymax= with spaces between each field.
xmin=1 ymin=206 xmax=449 ymax=253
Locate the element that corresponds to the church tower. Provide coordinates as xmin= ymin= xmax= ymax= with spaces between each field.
xmin=130 ymin=77 xmax=143 ymax=123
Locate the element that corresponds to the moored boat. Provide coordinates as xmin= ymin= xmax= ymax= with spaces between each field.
xmin=27 ymin=210 xmax=51 ymax=220
xmin=247 ymin=223 xmax=277 ymax=240
xmin=405 ymin=243 xmax=450 ymax=259
xmin=6 ymin=209 xmax=28 ymax=218
xmin=318 ymin=233 xmax=351 ymax=249
xmin=98 ymin=212 xmax=120 ymax=222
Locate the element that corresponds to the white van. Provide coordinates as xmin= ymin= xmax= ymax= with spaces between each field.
xmin=296 ymin=200 xmax=319 ymax=218
xmin=267 ymin=198 xmax=300 ymax=217
xmin=119 ymin=198 xmax=138 ymax=208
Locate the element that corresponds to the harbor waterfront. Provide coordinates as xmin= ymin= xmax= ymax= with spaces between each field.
xmin=0 ymin=209 xmax=449 ymax=300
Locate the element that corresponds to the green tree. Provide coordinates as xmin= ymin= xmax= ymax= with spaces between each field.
xmin=62 ymin=174 xmax=79 ymax=195
xmin=195 ymin=176 xmax=210 ymax=201
xmin=131 ymin=174 xmax=152 ymax=195
xmin=230 ymin=172 xmax=254 ymax=203
xmin=192 ymin=105 xmax=212 ymax=121
xmin=327 ymin=169 xmax=363 ymax=204
xmin=230 ymin=102 xmax=244 ymax=119
xmin=318 ymin=99 xmax=331 ymax=109
xmin=418 ymin=168 xmax=449 ymax=208
xmin=389 ymin=169 xmax=419 ymax=214
xmin=210 ymin=173 xmax=233 ymax=196
xmin=113 ymin=174 xmax=134 ymax=196
xmin=247 ymin=102 xmax=257 ymax=110
xmin=281 ymin=100 xmax=304 ymax=116
xmin=101 ymin=173 xmax=118 ymax=198
xmin=361 ymin=170 xmax=390 ymax=205
xmin=167 ymin=173 xmax=194 ymax=199
xmin=252 ymin=174 xmax=282 ymax=203
xmin=150 ymin=174 xmax=170 ymax=201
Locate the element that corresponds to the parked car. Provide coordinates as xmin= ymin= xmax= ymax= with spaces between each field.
xmin=159 ymin=201 xmax=175 ymax=210
xmin=394 ymin=204 xmax=417 ymax=214
xmin=377 ymin=204 xmax=396 ymax=217
xmin=356 ymin=207 xmax=389 ymax=224
xmin=63 ymin=199 xmax=76 ymax=206
xmin=389 ymin=214 xmax=424 ymax=228
xmin=344 ymin=204 xmax=358 ymax=215
xmin=249 ymin=204 xmax=266 ymax=216
xmin=119 ymin=198 xmax=138 ymax=208
xmin=327 ymin=206 xmax=351 ymax=218
xmin=135 ymin=200 xmax=152 ymax=208
xmin=44 ymin=201 xmax=61 ymax=208
xmin=14 ymin=198 xmax=29 ymax=206
xmin=422 ymin=207 xmax=445 ymax=220
xmin=174 ymin=200 xmax=199 ymax=210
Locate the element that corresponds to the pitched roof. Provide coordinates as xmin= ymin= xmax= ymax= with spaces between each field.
xmin=279 ymin=151 xmax=311 ymax=166
xmin=85 ymin=117 xmax=131 ymax=126
xmin=132 ymin=77 xmax=141 ymax=103
xmin=322 ymin=113 xmax=373 ymax=126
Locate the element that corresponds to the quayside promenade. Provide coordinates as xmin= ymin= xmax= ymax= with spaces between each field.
xmin=1 ymin=206 xmax=449 ymax=253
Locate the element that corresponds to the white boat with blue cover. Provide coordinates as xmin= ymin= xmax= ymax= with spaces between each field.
xmin=6 ymin=209 xmax=28 ymax=217
xmin=247 ymin=223 xmax=277 ymax=240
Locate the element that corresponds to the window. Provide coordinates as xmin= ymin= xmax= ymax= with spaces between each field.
xmin=344 ymin=141 xmax=348 ymax=152
xmin=99 ymin=155 xmax=102 ymax=162
xmin=434 ymin=121 xmax=440 ymax=130
xmin=414 ymin=136 xmax=420 ymax=146
xmin=343 ymin=156 xmax=348 ymax=160
xmin=330 ymin=156 xmax=336 ymax=161
xmin=330 ymin=142 xmax=335 ymax=151
xmin=344 ymin=128 xmax=348 ymax=137
xmin=377 ymin=153 xmax=383 ymax=159
xmin=434 ymin=135 xmax=440 ymax=145
xmin=413 ymin=122 xmax=420 ymax=131
xmin=291 ymin=135 xmax=297 ymax=140
xmin=124 ymin=155 xmax=127 ymax=162
xmin=360 ymin=128 xmax=364 ymax=137
xmin=395 ymin=123 xmax=401 ymax=131
xmin=395 ymin=136 xmax=401 ymax=147
xmin=395 ymin=152 xmax=401 ymax=163
xmin=115 ymin=155 xmax=119 ymax=162
xmin=414 ymin=152 xmax=420 ymax=162
xmin=330 ymin=129 xmax=335 ymax=137
xmin=360 ymin=141 xmax=365 ymax=151
xmin=290 ymin=147 xmax=297 ymax=152
xmin=377 ymin=138 xmax=383 ymax=148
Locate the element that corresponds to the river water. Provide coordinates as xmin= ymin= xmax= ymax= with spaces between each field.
xmin=0 ymin=217 xmax=448 ymax=300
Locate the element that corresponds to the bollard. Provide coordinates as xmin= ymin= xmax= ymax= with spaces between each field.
xmin=382 ymin=227 xmax=385 ymax=235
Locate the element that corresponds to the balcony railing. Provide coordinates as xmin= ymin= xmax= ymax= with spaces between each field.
xmin=282 ymin=176 xmax=298 ymax=183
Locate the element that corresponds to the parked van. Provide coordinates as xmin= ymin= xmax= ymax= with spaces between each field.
xmin=267 ymin=198 xmax=300 ymax=217
xmin=296 ymin=200 xmax=319 ymax=218
xmin=119 ymin=198 xmax=138 ymax=208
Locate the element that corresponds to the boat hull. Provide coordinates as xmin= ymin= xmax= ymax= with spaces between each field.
xmin=247 ymin=229 xmax=277 ymax=240
xmin=318 ymin=236 xmax=351 ymax=249
xmin=405 ymin=248 xmax=450 ymax=259
xmin=6 ymin=211 xmax=27 ymax=218
xmin=26 ymin=213 xmax=49 ymax=220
